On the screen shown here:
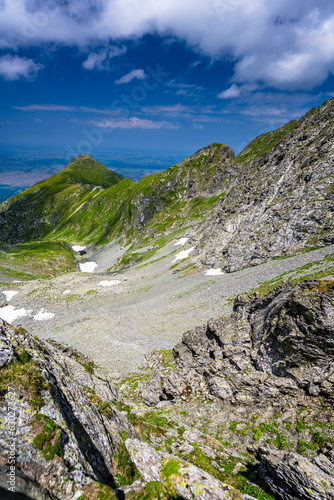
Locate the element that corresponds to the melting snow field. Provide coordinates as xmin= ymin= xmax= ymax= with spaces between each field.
xmin=3 ymin=290 xmax=18 ymax=301
xmin=79 ymin=262 xmax=97 ymax=272
xmin=0 ymin=305 xmax=29 ymax=323
xmin=172 ymin=247 xmax=194 ymax=263
xmin=33 ymin=309 xmax=55 ymax=321
xmin=205 ymin=268 xmax=224 ymax=276
xmin=98 ymin=280 xmax=121 ymax=287
xmin=174 ymin=238 xmax=188 ymax=247
xmin=72 ymin=245 xmax=86 ymax=252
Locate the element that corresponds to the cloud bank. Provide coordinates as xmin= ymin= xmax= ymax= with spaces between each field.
xmin=0 ymin=1 xmax=333 ymax=88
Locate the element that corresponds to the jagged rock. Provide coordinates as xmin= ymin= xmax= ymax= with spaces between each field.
xmin=125 ymin=439 xmax=162 ymax=482
xmin=141 ymin=280 xmax=334 ymax=407
xmin=0 ymin=320 xmax=138 ymax=499
xmin=126 ymin=438 xmax=240 ymax=500
xmin=192 ymin=98 xmax=334 ymax=272
xmin=252 ymin=446 xmax=334 ymax=500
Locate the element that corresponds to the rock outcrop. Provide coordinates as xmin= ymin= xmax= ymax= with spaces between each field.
xmin=0 ymin=321 xmax=137 ymax=499
xmin=252 ymin=446 xmax=334 ymax=500
xmin=137 ymin=280 xmax=334 ymax=500
xmin=141 ymin=280 xmax=334 ymax=407
xmin=0 ymin=320 xmax=252 ymax=499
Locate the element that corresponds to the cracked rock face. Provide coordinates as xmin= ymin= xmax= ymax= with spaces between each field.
xmin=252 ymin=446 xmax=334 ymax=500
xmin=141 ymin=280 xmax=334 ymax=407
xmin=1 ymin=321 xmax=252 ymax=500
xmin=0 ymin=321 xmax=137 ymax=499
xmin=192 ymin=98 xmax=334 ymax=272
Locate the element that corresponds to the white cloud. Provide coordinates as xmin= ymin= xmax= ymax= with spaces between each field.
xmin=0 ymin=1 xmax=334 ymax=89
xmin=115 ymin=69 xmax=146 ymax=84
xmin=13 ymin=104 xmax=116 ymax=114
xmin=91 ymin=116 xmax=180 ymax=129
xmin=82 ymin=45 xmax=126 ymax=70
xmin=0 ymin=54 xmax=43 ymax=81
xmin=218 ymin=84 xmax=242 ymax=99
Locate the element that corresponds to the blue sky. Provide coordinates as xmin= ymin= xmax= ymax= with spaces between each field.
xmin=0 ymin=0 xmax=334 ymax=194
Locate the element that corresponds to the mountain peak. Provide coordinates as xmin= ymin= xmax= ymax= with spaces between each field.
xmin=63 ymin=154 xmax=125 ymax=188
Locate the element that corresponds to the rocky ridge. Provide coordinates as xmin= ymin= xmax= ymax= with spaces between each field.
xmin=190 ymin=99 xmax=334 ymax=272
xmin=1 ymin=279 xmax=334 ymax=499
xmin=0 ymin=319 xmax=256 ymax=500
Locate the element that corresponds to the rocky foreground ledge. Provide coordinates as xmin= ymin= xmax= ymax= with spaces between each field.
xmin=0 ymin=280 xmax=334 ymax=499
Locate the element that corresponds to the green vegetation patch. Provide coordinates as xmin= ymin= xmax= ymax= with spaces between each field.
xmin=113 ymin=439 xmax=141 ymax=487
xmin=33 ymin=413 xmax=63 ymax=460
xmin=72 ymin=351 xmax=97 ymax=375
xmin=111 ymin=401 xmax=178 ymax=439
xmin=0 ymin=240 xmax=77 ymax=279
xmin=0 ymin=349 xmax=48 ymax=409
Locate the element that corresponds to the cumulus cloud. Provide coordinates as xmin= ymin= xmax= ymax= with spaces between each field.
xmin=0 ymin=54 xmax=43 ymax=80
xmin=0 ymin=1 xmax=334 ymax=89
xmin=91 ymin=117 xmax=179 ymax=129
xmin=115 ymin=69 xmax=146 ymax=84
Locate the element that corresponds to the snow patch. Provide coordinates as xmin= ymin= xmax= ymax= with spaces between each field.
xmin=205 ymin=268 xmax=224 ymax=276
xmin=98 ymin=280 xmax=121 ymax=287
xmin=0 ymin=306 xmax=29 ymax=323
xmin=13 ymin=280 xmax=22 ymax=283
xmin=33 ymin=309 xmax=55 ymax=321
xmin=72 ymin=245 xmax=86 ymax=252
xmin=172 ymin=247 xmax=194 ymax=263
xmin=174 ymin=238 xmax=188 ymax=247
xmin=62 ymin=290 xmax=72 ymax=295
xmin=3 ymin=291 xmax=18 ymax=302
xmin=79 ymin=262 xmax=97 ymax=273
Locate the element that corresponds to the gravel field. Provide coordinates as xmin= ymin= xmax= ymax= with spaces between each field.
xmin=1 ymin=240 xmax=333 ymax=375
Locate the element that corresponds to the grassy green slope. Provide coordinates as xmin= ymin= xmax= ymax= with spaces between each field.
xmin=0 ymin=240 xmax=77 ymax=282
xmin=0 ymin=154 xmax=125 ymax=244
xmin=47 ymin=142 xmax=234 ymax=247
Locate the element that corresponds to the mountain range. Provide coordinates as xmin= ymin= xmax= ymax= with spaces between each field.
xmin=0 ymin=97 xmax=333 ymax=276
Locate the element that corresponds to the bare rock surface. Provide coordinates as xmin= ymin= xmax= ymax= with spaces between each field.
xmin=252 ymin=446 xmax=334 ymax=500
xmin=141 ymin=280 xmax=334 ymax=407
xmin=0 ymin=320 xmax=252 ymax=499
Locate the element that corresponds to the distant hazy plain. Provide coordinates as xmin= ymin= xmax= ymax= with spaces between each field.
xmin=0 ymin=146 xmax=187 ymax=203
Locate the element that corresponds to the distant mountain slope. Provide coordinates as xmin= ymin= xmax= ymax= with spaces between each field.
xmin=49 ymin=142 xmax=234 ymax=245
xmin=0 ymin=154 xmax=125 ymax=243
xmin=0 ymin=98 xmax=333 ymax=273
xmin=193 ymin=98 xmax=334 ymax=271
